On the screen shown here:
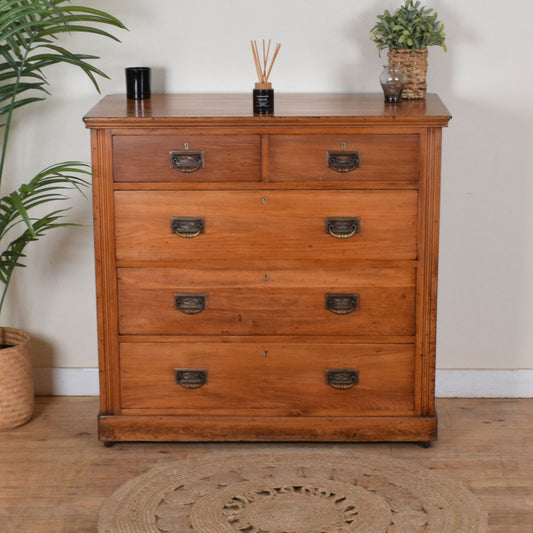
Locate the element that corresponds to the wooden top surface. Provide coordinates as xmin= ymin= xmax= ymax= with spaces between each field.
xmin=83 ymin=93 xmax=451 ymax=128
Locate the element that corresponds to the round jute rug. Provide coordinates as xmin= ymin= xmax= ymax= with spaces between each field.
xmin=98 ymin=449 xmax=488 ymax=533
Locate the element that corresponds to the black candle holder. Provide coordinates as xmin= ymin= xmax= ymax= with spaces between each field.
xmin=125 ymin=67 xmax=151 ymax=100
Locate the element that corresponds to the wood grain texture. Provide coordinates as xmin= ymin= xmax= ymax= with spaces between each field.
xmin=114 ymin=190 xmax=418 ymax=265
xmin=90 ymin=129 xmax=120 ymax=415
xmin=83 ymin=93 xmax=451 ymax=127
xmin=415 ymin=127 xmax=443 ymax=417
xmin=119 ymin=343 xmax=415 ymax=415
xmin=117 ymin=267 xmax=415 ymax=336
xmin=84 ymin=93 xmax=451 ymax=443
xmin=2 ymin=398 xmax=530 ymax=532
xmin=113 ymin=134 xmax=261 ymax=182
xmin=269 ymin=134 xmax=419 ymax=182
xmin=99 ymin=414 xmax=435 ymax=443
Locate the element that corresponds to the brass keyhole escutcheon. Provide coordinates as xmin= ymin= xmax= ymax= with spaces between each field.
xmin=184 ymin=142 xmax=190 ymax=150
xmin=262 ymin=197 xmax=268 ymax=205
xmin=341 ymin=141 xmax=346 ymax=150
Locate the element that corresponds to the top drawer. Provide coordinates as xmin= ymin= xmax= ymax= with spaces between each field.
xmin=113 ymin=135 xmax=262 ymax=182
xmin=269 ymin=134 xmax=419 ymax=182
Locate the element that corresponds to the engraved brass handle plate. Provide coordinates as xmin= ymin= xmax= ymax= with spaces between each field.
xmin=326 ymin=293 xmax=359 ymax=315
xmin=175 ymin=293 xmax=207 ymax=314
xmin=325 ymin=217 xmax=360 ymax=239
xmin=327 ymin=151 xmax=361 ymax=172
xmin=175 ymin=369 xmax=207 ymax=389
xmin=170 ymin=217 xmax=204 ymax=238
xmin=169 ymin=151 xmax=204 ymax=173
xmin=326 ymin=369 xmax=359 ymax=390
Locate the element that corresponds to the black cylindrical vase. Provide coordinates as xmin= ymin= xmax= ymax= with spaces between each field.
xmin=126 ymin=67 xmax=151 ymax=100
xmin=253 ymin=87 xmax=274 ymax=115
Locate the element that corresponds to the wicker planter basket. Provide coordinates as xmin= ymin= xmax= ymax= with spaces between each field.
xmin=0 ymin=327 xmax=34 ymax=430
xmin=388 ymin=48 xmax=428 ymax=99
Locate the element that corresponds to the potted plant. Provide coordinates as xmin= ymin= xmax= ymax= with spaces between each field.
xmin=370 ymin=0 xmax=446 ymax=99
xmin=0 ymin=0 xmax=125 ymax=430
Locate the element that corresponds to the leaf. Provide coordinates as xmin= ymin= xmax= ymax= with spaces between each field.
xmin=0 ymin=96 xmax=46 ymax=117
xmin=8 ymin=190 xmax=36 ymax=237
xmin=370 ymin=0 xmax=446 ymax=52
xmin=0 ymin=0 xmax=126 ymax=313
xmin=0 ymin=0 xmax=127 ymax=122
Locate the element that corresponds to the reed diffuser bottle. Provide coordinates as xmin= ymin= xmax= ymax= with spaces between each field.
xmin=254 ymin=82 xmax=273 ymax=115
xmin=251 ymin=39 xmax=281 ymax=115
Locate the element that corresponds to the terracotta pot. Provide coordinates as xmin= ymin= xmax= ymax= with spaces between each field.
xmin=0 ymin=327 xmax=34 ymax=430
xmin=388 ymin=48 xmax=428 ymax=99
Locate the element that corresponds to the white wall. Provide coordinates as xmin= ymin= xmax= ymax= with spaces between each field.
xmin=4 ymin=0 xmax=533 ymax=396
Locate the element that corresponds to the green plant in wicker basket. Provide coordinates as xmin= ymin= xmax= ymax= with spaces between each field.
xmin=0 ymin=1 xmax=126 ymax=317
xmin=370 ymin=0 xmax=446 ymax=54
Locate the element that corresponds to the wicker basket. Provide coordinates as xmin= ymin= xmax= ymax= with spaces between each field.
xmin=0 ymin=327 xmax=34 ymax=430
xmin=388 ymin=48 xmax=428 ymax=99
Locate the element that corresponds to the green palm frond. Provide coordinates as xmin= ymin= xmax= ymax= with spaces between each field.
xmin=0 ymin=161 xmax=90 ymax=237
xmin=0 ymin=0 xmax=126 ymax=316
xmin=0 ymin=161 xmax=91 ymax=309
xmin=0 ymin=1 xmax=126 ymax=121
xmin=0 ymin=1 xmax=127 ymax=172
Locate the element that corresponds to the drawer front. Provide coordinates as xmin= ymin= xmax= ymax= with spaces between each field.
xmin=113 ymin=135 xmax=262 ymax=182
xmin=269 ymin=134 xmax=419 ymax=182
xmin=120 ymin=342 xmax=415 ymax=415
xmin=117 ymin=267 xmax=416 ymax=336
xmin=115 ymin=190 xmax=418 ymax=264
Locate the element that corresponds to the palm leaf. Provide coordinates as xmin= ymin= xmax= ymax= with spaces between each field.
xmin=0 ymin=161 xmax=91 ymax=308
xmin=0 ymin=209 xmax=72 ymax=287
xmin=0 ymin=1 xmax=126 ymax=314
xmin=0 ymin=161 xmax=89 ymax=236
xmin=0 ymin=96 xmax=45 ymax=117
xmin=0 ymin=0 xmax=127 ymax=125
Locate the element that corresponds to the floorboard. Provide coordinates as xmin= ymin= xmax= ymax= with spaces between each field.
xmin=0 ymin=397 xmax=532 ymax=532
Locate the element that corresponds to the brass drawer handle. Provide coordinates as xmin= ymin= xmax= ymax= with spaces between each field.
xmin=170 ymin=217 xmax=204 ymax=238
xmin=175 ymin=293 xmax=207 ymax=314
xmin=326 ymin=369 xmax=359 ymax=390
xmin=175 ymin=369 xmax=207 ymax=389
xmin=169 ymin=150 xmax=204 ymax=173
xmin=326 ymin=217 xmax=360 ymax=239
xmin=326 ymin=293 xmax=359 ymax=315
xmin=327 ymin=151 xmax=361 ymax=172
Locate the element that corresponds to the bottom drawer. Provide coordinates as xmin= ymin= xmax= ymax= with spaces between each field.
xmin=120 ymin=343 xmax=415 ymax=416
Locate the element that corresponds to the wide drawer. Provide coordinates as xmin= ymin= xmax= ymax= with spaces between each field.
xmin=269 ymin=134 xmax=419 ymax=182
xmin=117 ymin=267 xmax=416 ymax=336
xmin=115 ymin=190 xmax=418 ymax=265
xmin=120 ymin=342 xmax=415 ymax=415
xmin=113 ymin=135 xmax=262 ymax=182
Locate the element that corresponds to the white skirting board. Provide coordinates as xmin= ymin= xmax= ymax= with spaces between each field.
xmin=435 ymin=369 xmax=533 ymax=398
xmin=33 ymin=368 xmax=533 ymax=398
xmin=33 ymin=368 xmax=100 ymax=396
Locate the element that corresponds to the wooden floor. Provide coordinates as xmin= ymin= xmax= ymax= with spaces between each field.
xmin=0 ymin=397 xmax=532 ymax=532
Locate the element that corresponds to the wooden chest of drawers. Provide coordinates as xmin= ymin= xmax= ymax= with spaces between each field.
xmin=84 ymin=93 xmax=451 ymax=444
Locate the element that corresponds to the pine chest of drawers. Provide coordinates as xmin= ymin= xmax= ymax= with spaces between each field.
xmin=84 ymin=93 xmax=451 ymax=444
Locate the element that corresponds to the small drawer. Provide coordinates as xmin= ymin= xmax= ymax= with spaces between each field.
xmin=117 ymin=267 xmax=416 ymax=336
xmin=112 ymin=134 xmax=262 ymax=182
xmin=269 ymin=134 xmax=419 ymax=182
xmin=119 ymin=342 xmax=415 ymax=415
xmin=114 ymin=190 xmax=418 ymax=265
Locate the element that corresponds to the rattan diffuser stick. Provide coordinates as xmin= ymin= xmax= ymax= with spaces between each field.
xmin=251 ymin=39 xmax=281 ymax=89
